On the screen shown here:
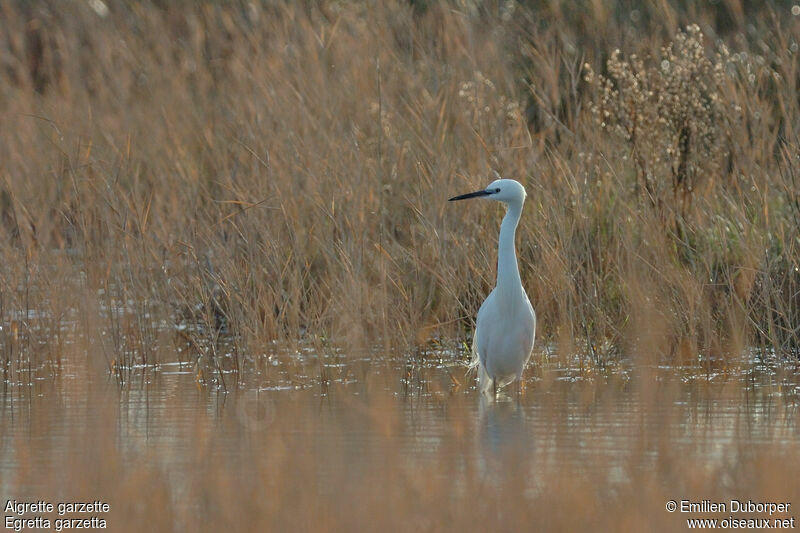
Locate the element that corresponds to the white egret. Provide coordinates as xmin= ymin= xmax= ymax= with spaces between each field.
xmin=449 ymin=177 xmax=536 ymax=396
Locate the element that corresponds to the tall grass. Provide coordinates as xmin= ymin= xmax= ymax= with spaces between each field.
xmin=0 ymin=1 xmax=799 ymax=383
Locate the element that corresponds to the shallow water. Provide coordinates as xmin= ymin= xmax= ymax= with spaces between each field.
xmin=2 ymin=352 xmax=800 ymax=531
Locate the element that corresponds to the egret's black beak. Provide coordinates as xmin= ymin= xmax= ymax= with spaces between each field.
xmin=448 ymin=190 xmax=492 ymax=201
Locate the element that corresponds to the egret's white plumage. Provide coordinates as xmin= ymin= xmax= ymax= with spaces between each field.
xmin=449 ymin=178 xmax=535 ymax=396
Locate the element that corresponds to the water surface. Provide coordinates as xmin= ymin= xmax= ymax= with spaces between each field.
xmin=2 ymin=352 xmax=799 ymax=531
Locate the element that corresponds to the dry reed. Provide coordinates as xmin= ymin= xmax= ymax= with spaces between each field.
xmin=0 ymin=1 xmax=798 ymax=382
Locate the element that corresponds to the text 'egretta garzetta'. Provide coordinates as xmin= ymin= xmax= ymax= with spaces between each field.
xmin=449 ymin=177 xmax=536 ymax=397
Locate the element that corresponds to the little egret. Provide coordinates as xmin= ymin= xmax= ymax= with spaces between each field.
xmin=449 ymin=178 xmax=536 ymax=396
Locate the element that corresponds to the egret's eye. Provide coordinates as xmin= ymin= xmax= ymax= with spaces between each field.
xmin=494 ymin=188 xmax=501 ymax=193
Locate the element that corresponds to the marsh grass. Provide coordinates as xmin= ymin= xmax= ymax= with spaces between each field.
xmin=3 ymin=6 xmax=800 ymax=530
xmin=0 ymin=1 xmax=799 ymax=386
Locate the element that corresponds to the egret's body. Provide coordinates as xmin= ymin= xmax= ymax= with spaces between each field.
xmin=449 ymin=178 xmax=535 ymax=396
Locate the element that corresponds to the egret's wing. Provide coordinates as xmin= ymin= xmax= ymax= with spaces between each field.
xmin=468 ymin=324 xmax=491 ymax=393
xmin=523 ymin=293 xmax=536 ymax=363
xmin=467 ymin=291 xmax=496 ymax=393
xmin=473 ymin=290 xmax=496 ymax=368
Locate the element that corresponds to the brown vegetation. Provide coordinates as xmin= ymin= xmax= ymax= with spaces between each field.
xmin=0 ymin=1 xmax=799 ymax=385
xmin=2 ymin=3 xmax=800 ymax=530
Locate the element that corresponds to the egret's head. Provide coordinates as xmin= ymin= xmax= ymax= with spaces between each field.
xmin=448 ymin=177 xmax=526 ymax=205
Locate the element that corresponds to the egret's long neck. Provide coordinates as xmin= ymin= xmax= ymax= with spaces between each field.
xmin=496 ymin=200 xmax=523 ymax=295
